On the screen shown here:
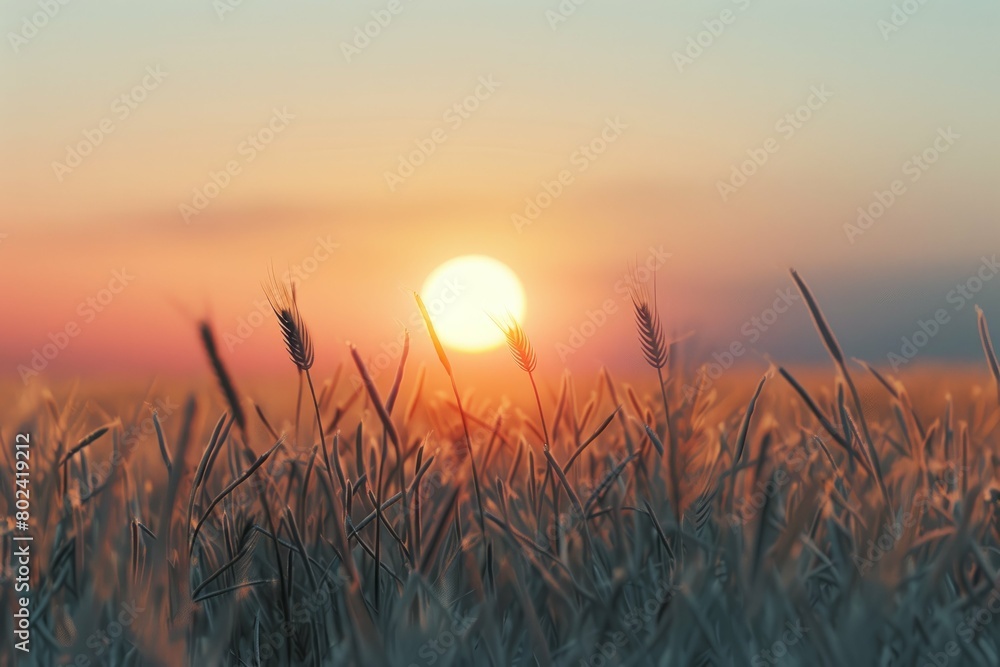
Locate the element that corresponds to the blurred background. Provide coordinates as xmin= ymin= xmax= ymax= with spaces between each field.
xmin=2 ymin=0 xmax=998 ymax=386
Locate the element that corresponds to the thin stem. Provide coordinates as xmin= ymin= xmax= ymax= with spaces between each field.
xmin=295 ymin=371 xmax=304 ymax=448
xmin=528 ymin=371 xmax=549 ymax=445
xmin=657 ymin=366 xmax=680 ymax=525
xmin=304 ymin=368 xmax=362 ymax=589
xmin=304 ymin=370 xmax=327 ymax=454
xmin=449 ymin=375 xmax=486 ymax=535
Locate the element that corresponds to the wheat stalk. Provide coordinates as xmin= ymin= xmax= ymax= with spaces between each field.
xmin=199 ymin=321 xmax=247 ymax=437
xmin=414 ymin=292 xmax=486 ymax=534
xmin=491 ymin=312 xmax=536 ymax=373
xmin=628 ymin=270 xmax=680 ymax=523
xmin=263 ymin=270 xmax=328 ymax=489
xmin=263 ymin=269 xmax=314 ymax=373
xmin=261 ymin=270 xmax=365 ymax=598
xmin=629 ymin=278 xmax=668 ymax=370
xmin=790 ymin=268 xmax=891 ymax=513
xmin=263 ymin=271 xmax=324 ymax=449
xmin=492 ymin=312 xmax=549 ymax=446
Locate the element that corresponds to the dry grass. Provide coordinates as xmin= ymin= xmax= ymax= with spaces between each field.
xmin=3 ymin=271 xmax=1000 ymax=665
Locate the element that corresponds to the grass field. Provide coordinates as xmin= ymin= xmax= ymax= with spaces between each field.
xmin=4 ymin=270 xmax=1000 ymax=666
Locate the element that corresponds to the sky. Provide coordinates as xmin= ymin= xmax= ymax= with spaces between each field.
xmin=2 ymin=0 xmax=999 ymax=386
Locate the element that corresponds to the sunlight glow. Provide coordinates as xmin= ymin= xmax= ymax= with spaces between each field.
xmin=420 ymin=255 xmax=526 ymax=353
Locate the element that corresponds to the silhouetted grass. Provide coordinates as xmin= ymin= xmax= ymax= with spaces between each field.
xmin=3 ymin=272 xmax=1000 ymax=665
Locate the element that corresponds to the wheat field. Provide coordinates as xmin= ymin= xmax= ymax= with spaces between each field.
xmin=3 ymin=270 xmax=1000 ymax=666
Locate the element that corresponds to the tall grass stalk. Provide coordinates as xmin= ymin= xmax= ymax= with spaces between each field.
xmin=628 ymin=274 xmax=680 ymax=523
xmin=414 ymin=292 xmax=487 ymax=534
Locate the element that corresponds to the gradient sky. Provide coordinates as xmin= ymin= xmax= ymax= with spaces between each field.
xmin=2 ymin=0 xmax=998 ymax=384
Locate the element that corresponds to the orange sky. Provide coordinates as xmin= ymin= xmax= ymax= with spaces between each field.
xmin=2 ymin=1 xmax=999 ymax=385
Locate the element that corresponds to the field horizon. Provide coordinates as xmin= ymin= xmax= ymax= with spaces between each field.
xmin=3 ymin=268 xmax=1000 ymax=665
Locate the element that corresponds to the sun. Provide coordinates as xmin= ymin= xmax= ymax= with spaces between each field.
xmin=420 ymin=255 xmax=526 ymax=353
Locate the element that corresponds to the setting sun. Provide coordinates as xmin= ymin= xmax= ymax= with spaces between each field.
xmin=419 ymin=255 xmax=526 ymax=353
